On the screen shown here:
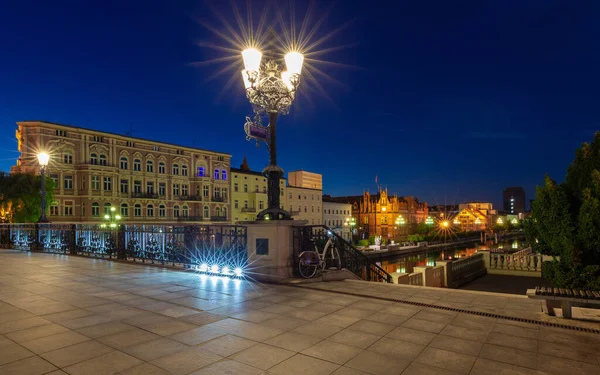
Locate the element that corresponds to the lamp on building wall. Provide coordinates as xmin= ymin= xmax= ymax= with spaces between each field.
xmin=37 ymin=152 xmax=50 ymax=223
xmin=240 ymin=38 xmax=304 ymax=221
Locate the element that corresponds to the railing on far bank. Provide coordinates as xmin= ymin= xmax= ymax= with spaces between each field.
xmin=293 ymin=225 xmax=393 ymax=283
xmin=0 ymin=223 xmax=247 ymax=270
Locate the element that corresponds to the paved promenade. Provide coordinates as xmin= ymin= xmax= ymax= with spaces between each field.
xmin=0 ymin=250 xmax=598 ymax=375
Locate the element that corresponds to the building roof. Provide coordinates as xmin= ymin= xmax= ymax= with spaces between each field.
xmin=230 ymin=167 xmax=265 ymax=177
xmin=18 ymin=120 xmax=231 ymax=157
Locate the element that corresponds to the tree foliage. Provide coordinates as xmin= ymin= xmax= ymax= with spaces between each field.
xmin=0 ymin=172 xmax=55 ymax=223
xmin=527 ymin=133 xmax=600 ymax=290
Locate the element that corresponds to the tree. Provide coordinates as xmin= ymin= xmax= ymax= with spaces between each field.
xmin=0 ymin=172 xmax=55 ymax=223
xmin=526 ymin=133 xmax=600 ymax=290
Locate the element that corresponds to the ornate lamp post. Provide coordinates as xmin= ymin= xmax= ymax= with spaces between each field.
xmin=37 ymin=152 xmax=50 ymax=223
xmin=101 ymin=207 xmax=121 ymax=229
xmin=240 ymin=47 xmax=304 ymax=220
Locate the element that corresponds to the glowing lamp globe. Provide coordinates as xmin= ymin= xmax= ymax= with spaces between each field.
xmin=285 ymin=51 xmax=304 ymax=75
xmin=115 ymin=215 xmax=121 ymax=220
xmin=242 ymin=48 xmax=262 ymax=72
xmin=281 ymin=71 xmax=294 ymax=91
xmin=104 ymin=214 xmax=110 ymax=220
xmin=37 ymin=152 xmax=50 ymax=166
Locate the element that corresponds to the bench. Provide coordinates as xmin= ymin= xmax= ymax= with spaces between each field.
xmin=526 ymin=287 xmax=600 ymax=319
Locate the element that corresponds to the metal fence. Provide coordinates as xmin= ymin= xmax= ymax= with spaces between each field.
xmin=292 ymin=225 xmax=393 ymax=283
xmin=0 ymin=223 xmax=247 ymax=269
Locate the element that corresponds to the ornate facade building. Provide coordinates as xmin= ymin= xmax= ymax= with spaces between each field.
xmin=12 ymin=121 xmax=231 ymax=224
xmin=230 ymin=157 xmax=287 ymax=223
xmin=328 ymin=189 xmax=429 ymax=239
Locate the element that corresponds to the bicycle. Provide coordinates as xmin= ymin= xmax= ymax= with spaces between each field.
xmin=298 ymin=237 xmax=342 ymax=278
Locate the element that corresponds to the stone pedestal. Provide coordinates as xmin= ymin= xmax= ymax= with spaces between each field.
xmin=242 ymin=220 xmax=307 ymax=282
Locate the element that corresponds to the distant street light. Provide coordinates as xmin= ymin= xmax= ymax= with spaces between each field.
xmin=240 ymin=43 xmax=304 ymax=221
xmin=101 ymin=206 xmax=121 ymax=229
xmin=37 ymin=152 xmax=50 ymax=223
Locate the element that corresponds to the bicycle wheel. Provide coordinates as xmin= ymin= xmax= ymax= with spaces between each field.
xmin=330 ymin=247 xmax=342 ymax=270
xmin=298 ymin=251 xmax=319 ymax=278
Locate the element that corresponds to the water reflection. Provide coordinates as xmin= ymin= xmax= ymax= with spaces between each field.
xmin=379 ymin=238 xmax=525 ymax=274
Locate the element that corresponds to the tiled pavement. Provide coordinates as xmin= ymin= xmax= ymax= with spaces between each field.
xmin=0 ymin=251 xmax=597 ymax=375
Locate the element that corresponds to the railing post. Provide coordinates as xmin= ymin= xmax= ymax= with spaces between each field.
xmin=69 ymin=224 xmax=77 ymax=255
xmin=436 ymin=260 xmax=452 ymax=287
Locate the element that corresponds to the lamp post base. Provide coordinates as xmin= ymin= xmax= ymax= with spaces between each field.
xmin=256 ymin=207 xmax=293 ymax=221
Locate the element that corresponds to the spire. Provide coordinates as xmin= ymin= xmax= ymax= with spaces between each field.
xmin=240 ymin=156 xmax=250 ymax=171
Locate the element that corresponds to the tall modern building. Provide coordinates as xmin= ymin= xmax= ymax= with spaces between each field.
xmin=12 ymin=121 xmax=231 ymax=223
xmin=288 ymin=170 xmax=322 ymax=190
xmin=503 ymin=187 xmax=526 ymax=214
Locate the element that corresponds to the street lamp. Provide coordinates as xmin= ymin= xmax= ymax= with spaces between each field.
xmin=37 ymin=152 xmax=50 ymax=223
xmin=395 ymin=215 xmax=405 ymax=239
xmin=101 ymin=206 xmax=121 ymax=229
xmin=240 ymin=44 xmax=304 ymax=220
xmin=344 ymin=217 xmax=356 ymax=243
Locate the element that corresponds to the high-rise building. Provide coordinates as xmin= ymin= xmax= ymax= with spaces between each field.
xmin=286 ymin=170 xmax=322 ymax=225
xmin=12 ymin=121 xmax=231 ymax=223
xmin=287 ymin=170 xmax=322 ymax=190
xmin=503 ymin=187 xmax=526 ymax=214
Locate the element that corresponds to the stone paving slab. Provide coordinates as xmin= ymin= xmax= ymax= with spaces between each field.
xmin=0 ymin=250 xmax=597 ymax=375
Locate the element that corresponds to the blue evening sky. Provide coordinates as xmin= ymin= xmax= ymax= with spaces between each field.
xmin=1 ymin=0 xmax=598 ymax=208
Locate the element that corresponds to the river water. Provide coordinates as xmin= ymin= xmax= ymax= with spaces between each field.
xmin=376 ymin=237 xmax=527 ymax=275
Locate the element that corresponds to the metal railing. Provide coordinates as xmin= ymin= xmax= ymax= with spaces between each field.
xmin=179 ymin=195 xmax=203 ymax=201
xmin=292 ymin=225 xmax=393 ymax=283
xmin=0 ymin=223 xmax=247 ymax=269
xmin=241 ymin=207 xmax=256 ymax=213
xmin=176 ymin=216 xmax=205 ymax=222
xmin=211 ymin=216 xmax=228 ymax=222
xmin=131 ymin=192 xmax=159 ymax=199
xmin=211 ymin=196 xmax=225 ymax=202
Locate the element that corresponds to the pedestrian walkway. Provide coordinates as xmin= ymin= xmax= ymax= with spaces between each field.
xmin=0 ymin=250 xmax=598 ymax=375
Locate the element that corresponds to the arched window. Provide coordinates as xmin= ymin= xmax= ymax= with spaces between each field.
xmin=215 ymin=207 xmax=221 ymax=217
xmin=90 ymin=153 xmax=98 ymax=165
xmin=182 ymin=206 xmax=189 ymax=217
xmin=203 ymin=206 xmax=209 ymax=218
xmin=181 ymin=165 xmax=188 ymax=176
xmin=172 ymin=164 xmax=179 ymax=175
xmin=134 ymin=204 xmax=142 ymax=217
xmin=147 ymin=204 xmax=154 ymax=217
xmin=91 ymin=202 xmax=99 ymax=217
xmin=159 ymin=205 xmax=166 ymax=217
xmin=104 ymin=203 xmax=111 ymax=215
xmin=173 ymin=205 xmax=179 ymax=217
xmin=146 ymin=160 xmax=153 ymax=173
xmin=214 ymin=169 xmax=219 ymax=179
xmin=221 ymin=170 xmax=227 ymax=180
xmin=120 ymin=203 xmax=128 ymax=217
xmin=158 ymin=161 xmax=165 ymax=174
xmin=133 ymin=159 xmax=141 ymax=171
xmin=222 ymin=207 xmax=227 ymax=218
xmin=120 ymin=157 xmax=128 ymax=169
xmin=99 ymin=154 xmax=107 ymax=166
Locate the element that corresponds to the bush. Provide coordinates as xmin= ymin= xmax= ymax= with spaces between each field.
xmin=357 ymin=239 xmax=369 ymax=247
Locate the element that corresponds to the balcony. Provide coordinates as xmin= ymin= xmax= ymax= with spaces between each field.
xmin=211 ymin=216 xmax=228 ymax=222
xmin=131 ymin=192 xmax=159 ymax=199
xmin=212 ymin=196 xmax=225 ymax=202
xmin=241 ymin=207 xmax=256 ymax=213
xmin=179 ymin=195 xmax=203 ymax=201
xmin=176 ymin=216 xmax=204 ymax=222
